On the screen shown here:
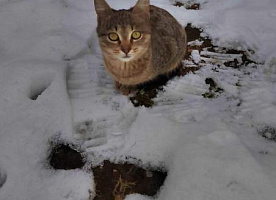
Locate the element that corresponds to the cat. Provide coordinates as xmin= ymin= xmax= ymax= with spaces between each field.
xmin=94 ymin=0 xmax=187 ymax=95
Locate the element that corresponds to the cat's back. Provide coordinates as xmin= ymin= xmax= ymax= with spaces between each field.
xmin=150 ymin=5 xmax=182 ymax=34
xmin=149 ymin=5 xmax=186 ymax=73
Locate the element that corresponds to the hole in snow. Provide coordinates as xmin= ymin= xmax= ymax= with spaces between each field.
xmin=0 ymin=167 xmax=7 ymax=189
xmin=49 ymin=144 xmax=86 ymax=170
xmin=92 ymin=160 xmax=167 ymax=200
xmin=29 ymin=74 xmax=54 ymax=100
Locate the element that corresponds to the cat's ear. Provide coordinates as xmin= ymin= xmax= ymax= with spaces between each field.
xmin=132 ymin=0 xmax=150 ymax=16
xmin=94 ymin=0 xmax=112 ymax=16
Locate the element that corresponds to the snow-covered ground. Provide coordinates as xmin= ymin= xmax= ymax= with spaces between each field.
xmin=1 ymin=0 xmax=276 ymax=199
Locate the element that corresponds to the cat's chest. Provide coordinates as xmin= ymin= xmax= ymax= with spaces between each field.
xmin=104 ymin=56 xmax=154 ymax=85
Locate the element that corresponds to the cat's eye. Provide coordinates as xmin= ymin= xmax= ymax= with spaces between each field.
xmin=108 ymin=33 xmax=119 ymax=41
xmin=131 ymin=31 xmax=141 ymax=40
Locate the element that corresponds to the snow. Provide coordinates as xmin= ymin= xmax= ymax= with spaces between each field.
xmin=191 ymin=50 xmax=201 ymax=63
xmin=1 ymin=0 xmax=276 ymax=200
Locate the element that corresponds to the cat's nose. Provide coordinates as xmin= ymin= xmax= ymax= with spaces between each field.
xmin=121 ymin=46 xmax=131 ymax=55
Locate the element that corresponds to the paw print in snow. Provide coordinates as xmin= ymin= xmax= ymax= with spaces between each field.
xmin=74 ymin=105 xmax=138 ymax=152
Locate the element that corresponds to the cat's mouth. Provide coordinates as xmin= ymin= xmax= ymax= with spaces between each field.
xmin=119 ymin=54 xmax=133 ymax=62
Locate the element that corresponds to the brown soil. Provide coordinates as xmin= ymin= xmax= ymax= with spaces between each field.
xmin=173 ymin=1 xmax=185 ymax=7
xmin=202 ymin=78 xmax=224 ymax=98
xmin=187 ymin=3 xmax=200 ymax=10
xmin=92 ymin=161 xmax=167 ymax=200
xmin=173 ymin=1 xmax=200 ymax=10
xmin=49 ymin=145 xmax=167 ymax=200
xmin=185 ymin=24 xmax=213 ymax=56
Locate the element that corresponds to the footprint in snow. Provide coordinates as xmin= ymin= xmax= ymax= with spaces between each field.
xmin=74 ymin=106 xmax=138 ymax=152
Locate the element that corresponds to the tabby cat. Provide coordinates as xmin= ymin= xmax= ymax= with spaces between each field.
xmin=94 ymin=0 xmax=187 ymax=94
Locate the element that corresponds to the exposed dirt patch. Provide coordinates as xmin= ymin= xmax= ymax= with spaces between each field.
xmin=49 ymin=145 xmax=167 ymax=199
xmin=173 ymin=1 xmax=185 ymax=7
xmin=49 ymin=144 xmax=85 ymax=170
xmin=185 ymin=24 xmax=213 ymax=57
xmin=187 ymin=3 xmax=200 ymax=10
xmin=48 ymin=145 xmax=167 ymax=199
xmin=173 ymin=1 xmax=200 ymax=10
xmin=92 ymin=160 xmax=167 ymax=200
xmin=202 ymin=78 xmax=224 ymax=98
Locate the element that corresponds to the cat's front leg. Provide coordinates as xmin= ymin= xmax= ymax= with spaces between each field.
xmin=115 ymin=81 xmax=137 ymax=95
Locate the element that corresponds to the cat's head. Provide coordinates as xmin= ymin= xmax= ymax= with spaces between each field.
xmin=94 ymin=0 xmax=151 ymax=62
